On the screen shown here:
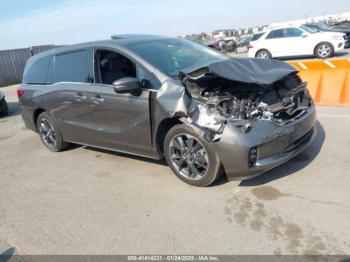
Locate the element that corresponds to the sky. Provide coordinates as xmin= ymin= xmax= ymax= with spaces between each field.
xmin=0 ymin=0 xmax=349 ymax=50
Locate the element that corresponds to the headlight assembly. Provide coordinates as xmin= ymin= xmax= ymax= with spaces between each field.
xmin=331 ymin=35 xmax=343 ymax=41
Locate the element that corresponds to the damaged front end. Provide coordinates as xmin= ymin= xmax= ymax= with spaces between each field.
xmin=152 ymin=58 xmax=317 ymax=180
xmin=179 ymin=59 xmax=313 ymax=139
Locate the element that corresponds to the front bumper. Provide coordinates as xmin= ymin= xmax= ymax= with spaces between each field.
xmin=334 ymin=40 xmax=346 ymax=51
xmin=345 ymin=39 xmax=350 ymax=48
xmin=213 ymin=104 xmax=317 ymax=180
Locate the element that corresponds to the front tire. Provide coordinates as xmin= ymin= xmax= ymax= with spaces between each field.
xmin=164 ymin=124 xmax=222 ymax=187
xmin=255 ymin=49 xmax=272 ymax=59
xmin=0 ymin=98 xmax=8 ymax=116
xmin=315 ymin=42 xmax=334 ymax=59
xmin=37 ymin=112 xmax=68 ymax=152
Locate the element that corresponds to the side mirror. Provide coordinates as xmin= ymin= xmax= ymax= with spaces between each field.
xmin=301 ymin=34 xmax=308 ymax=38
xmin=112 ymin=77 xmax=140 ymax=94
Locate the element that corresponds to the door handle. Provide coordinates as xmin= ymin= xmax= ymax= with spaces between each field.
xmin=74 ymin=93 xmax=87 ymax=102
xmin=88 ymin=95 xmax=104 ymax=104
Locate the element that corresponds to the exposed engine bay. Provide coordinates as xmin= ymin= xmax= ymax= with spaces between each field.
xmin=180 ymin=68 xmax=312 ymax=133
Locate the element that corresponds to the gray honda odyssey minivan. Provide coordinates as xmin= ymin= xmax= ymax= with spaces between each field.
xmin=19 ymin=34 xmax=316 ymax=186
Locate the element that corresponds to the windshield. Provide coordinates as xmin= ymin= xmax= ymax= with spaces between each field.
xmin=317 ymin=23 xmax=331 ymax=30
xmin=301 ymin=25 xmax=320 ymax=34
xmin=128 ymin=38 xmax=228 ymax=78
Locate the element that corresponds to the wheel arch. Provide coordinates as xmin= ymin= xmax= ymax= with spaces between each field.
xmin=314 ymin=41 xmax=334 ymax=55
xmin=155 ymin=117 xmax=182 ymax=156
xmin=255 ymin=48 xmax=272 ymax=58
xmin=33 ymin=108 xmax=46 ymax=131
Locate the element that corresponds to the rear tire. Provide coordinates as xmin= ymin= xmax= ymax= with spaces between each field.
xmin=255 ymin=49 xmax=272 ymax=59
xmin=164 ymin=124 xmax=222 ymax=187
xmin=37 ymin=112 xmax=68 ymax=152
xmin=315 ymin=42 xmax=334 ymax=59
xmin=0 ymin=98 xmax=8 ymax=116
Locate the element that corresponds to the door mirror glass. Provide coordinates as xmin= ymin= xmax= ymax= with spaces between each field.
xmin=112 ymin=77 xmax=140 ymax=94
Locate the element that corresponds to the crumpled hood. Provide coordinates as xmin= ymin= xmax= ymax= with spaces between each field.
xmin=184 ymin=58 xmax=298 ymax=85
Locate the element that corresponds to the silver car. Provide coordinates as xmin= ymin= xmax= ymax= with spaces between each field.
xmin=18 ymin=35 xmax=316 ymax=186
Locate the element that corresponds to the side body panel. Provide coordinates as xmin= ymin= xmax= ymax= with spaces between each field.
xmin=19 ymin=84 xmax=47 ymax=131
xmin=261 ymin=37 xmax=284 ymax=57
xmin=89 ymin=84 xmax=155 ymax=157
xmin=43 ymin=83 xmax=98 ymax=144
xmin=282 ymin=36 xmax=311 ymax=56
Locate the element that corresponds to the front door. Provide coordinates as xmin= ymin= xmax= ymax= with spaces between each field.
xmin=90 ymin=85 xmax=152 ymax=156
xmin=90 ymin=49 xmax=156 ymax=156
xmin=284 ymin=28 xmax=310 ymax=56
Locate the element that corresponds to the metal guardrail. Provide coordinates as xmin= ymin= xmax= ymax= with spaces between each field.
xmin=288 ymin=59 xmax=350 ymax=106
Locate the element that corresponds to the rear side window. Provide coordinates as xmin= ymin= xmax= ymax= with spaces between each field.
xmin=51 ymin=50 xmax=91 ymax=83
xmin=252 ymin=33 xmax=264 ymax=41
xmin=266 ymin=29 xmax=285 ymax=39
xmin=285 ymin=28 xmax=303 ymax=37
xmin=22 ymin=56 xmax=50 ymax=85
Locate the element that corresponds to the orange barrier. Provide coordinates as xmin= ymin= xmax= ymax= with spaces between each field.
xmin=287 ymin=59 xmax=350 ymax=106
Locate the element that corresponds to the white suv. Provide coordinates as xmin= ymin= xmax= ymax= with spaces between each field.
xmin=248 ymin=25 xmax=346 ymax=59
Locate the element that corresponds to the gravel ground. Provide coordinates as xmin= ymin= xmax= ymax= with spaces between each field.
xmin=1 ymin=85 xmax=350 ymax=255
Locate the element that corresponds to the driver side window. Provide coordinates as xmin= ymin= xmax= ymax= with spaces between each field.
xmin=95 ymin=50 xmax=136 ymax=85
xmin=285 ymin=28 xmax=303 ymax=37
xmin=94 ymin=49 xmax=161 ymax=90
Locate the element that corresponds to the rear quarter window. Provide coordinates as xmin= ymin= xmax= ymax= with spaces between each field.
xmin=252 ymin=33 xmax=264 ymax=41
xmin=50 ymin=50 xmax=92 ymax=83
xmin=22 ymin=56 xmax=51 ymax=85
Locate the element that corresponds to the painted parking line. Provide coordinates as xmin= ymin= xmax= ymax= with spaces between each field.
xmin=297 ymin=62 xmax=308 ymax=70
xmin=323 ymin=60 xmax=336 ymax=69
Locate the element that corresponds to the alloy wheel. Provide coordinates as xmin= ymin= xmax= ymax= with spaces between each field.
xmin=257 ymin=51 xmax=269 ymax=59
xmin=317 ymin=44 xmax=331 ymax=58
xmin=169 ymin=134 xmax=209 ymax=181
xmin=39 ymin=118 xmax=57 ymax=148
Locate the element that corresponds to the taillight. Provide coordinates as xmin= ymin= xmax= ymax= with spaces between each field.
xmin=17 ymin=87 xmax=24 ymax=97
xmin=248 ymin=43 xmax=254 ymax=49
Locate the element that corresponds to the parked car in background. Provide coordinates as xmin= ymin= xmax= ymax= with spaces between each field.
xmin=248 ymin=25 xmax=346 ymax=59
xmin=207 ymin=38 xmax=237 ymax=53
xmin=236 ymin=35 xmax=252 ymax=47
xmin=304 ymin=22 xmax=350 ymax=48
xmin=19 ymin=35 xmax=316 ymax=186
xmin=0 ymin=90 xmax=8 ymax=117
xmin=331 ymin=21 xmax=350 ymax=30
